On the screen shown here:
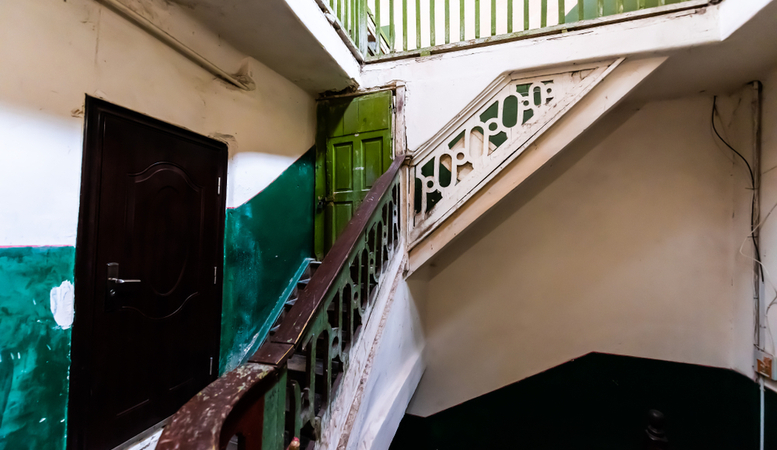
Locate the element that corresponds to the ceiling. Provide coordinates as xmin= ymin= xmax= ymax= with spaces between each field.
xmin=171 ymin=0 xmax=356 ymax=94
xmin=632 ymin=0 xmax=777 ymax=101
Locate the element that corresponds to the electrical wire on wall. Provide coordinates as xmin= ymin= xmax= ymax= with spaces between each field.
xmin=712 ymin=95 xmax=763 ymax=346
xmin=714 ymin=84 xmax=766 ymax=450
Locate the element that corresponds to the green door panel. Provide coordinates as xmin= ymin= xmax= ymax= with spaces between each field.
xmin=315 ymin=90 xmax=394 ymax=259
xmin=324 ymin=130 xmax=392 ymax=253
xmin=325 ymin=91 xmax=393 ymax=138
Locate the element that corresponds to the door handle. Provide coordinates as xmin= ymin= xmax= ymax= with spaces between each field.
xmin=107 ymin=277 xmax=141 ymax=284
xmin=106 ymin=263 xmax=141 ymax=284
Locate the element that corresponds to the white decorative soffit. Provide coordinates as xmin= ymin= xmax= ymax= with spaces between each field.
xmin=408 ymin=58 xmax=624 ymax=247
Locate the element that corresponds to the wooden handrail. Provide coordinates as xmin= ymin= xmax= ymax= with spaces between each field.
xmin=157 ymin=364 xmax=278 ymax=450
xmin=252 ymin=156 xmax=404 ymax=365
xmin=158 ymin=156 xmax=404 ymax=450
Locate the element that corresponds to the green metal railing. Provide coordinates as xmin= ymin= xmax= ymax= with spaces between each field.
xmin=323 ymin=0 xmax=698 ymax=60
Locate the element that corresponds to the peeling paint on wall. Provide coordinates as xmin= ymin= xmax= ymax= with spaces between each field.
xmin=220 ymin=148 xmax=315 ymax=373
xmin=0 ymin=246 xmax=75 ymax=450
xmin=50 ymin=281 xmax=74 ymax=330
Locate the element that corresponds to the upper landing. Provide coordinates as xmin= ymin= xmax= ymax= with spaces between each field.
xmin=105 ymin=0 xmax=773 ymax=97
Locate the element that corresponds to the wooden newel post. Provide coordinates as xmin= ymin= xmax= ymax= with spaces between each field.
xmin=645 ymin=409 xmax=669 ymax=450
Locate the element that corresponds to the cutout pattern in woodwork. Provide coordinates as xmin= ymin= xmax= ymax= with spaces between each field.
xmin=409 ymin=59 xmax=622 ymax=246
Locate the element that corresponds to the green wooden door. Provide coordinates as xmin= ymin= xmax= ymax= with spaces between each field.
xmin=316 ymin=91 xmax=393 ymax=258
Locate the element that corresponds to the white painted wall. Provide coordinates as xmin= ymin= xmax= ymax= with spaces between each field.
xmin=0 ymin=0 xmax=316 ymax=246
xmin=406 ymin=92 xmax=759 ymax=417
xmin=756 ymin=67 xmax=777 ymax=392
xmin=342 ymin=278 xmax=425 ymax=450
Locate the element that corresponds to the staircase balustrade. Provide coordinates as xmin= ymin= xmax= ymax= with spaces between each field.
xmin=406 ymin=59 xmax=620 ymax=246
xmin=319 ymin=0 xmax=704 ymax=61
xmin=157 ymin=157 xmax=403 ymax=450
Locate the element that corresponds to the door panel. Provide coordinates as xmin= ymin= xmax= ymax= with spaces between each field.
xmin=363 ymin=136 xmax=388 ymax=188
xmin=324 ymin=130 xmax=391 ymax=253
xmin=315 ymin=90 xmax=394 ymax=258
xmin=70 ymin=97 xmax=227 ymax=450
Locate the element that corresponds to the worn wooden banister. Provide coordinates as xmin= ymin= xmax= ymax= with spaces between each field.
xmin=156 ymin=364 xmax=278 ymax=450
xmin=158 ymin=156 xmax=403 ymax=450
xmin=259 ymin=157 xmax=403 ymax=358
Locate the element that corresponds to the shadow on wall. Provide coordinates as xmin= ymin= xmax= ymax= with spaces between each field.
xmin=391 ymin=352 xmax=777 ymax=450
xmin=219 ymin=148 xmax=316 ymax=373
xmin=0 ymin=246 xmax=75 ymax=450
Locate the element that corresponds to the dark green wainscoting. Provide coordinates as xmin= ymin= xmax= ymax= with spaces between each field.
xmin=220 ymin=149 xmax=315 ymax=373
xmin=391 ymin=352 xmax=777 ymax=450
xmin=0 ymin=246 xmax=75 ymax=450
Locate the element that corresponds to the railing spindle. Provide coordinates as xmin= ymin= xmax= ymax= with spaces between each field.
xmin=445 ymin=0 xmax=450 ymax=44
xmin=460 ymin=0 xmax=465 ymax=40
xmin=475 ymin=0 xmax=480 ymax=38
xmin=403 ymin=0 xmax=408 ymax=50
xmin=507 ymin=0 xmax=513 ymax=33
xmin=376 ymin=0 xmax=381 ymax=54
xmin=558 ymin=0 xmax=565 ymax=24
xmin=523 ymin=0 xmax=529 ymax=30
xmin=390 ymin=0 xmax=395 ymax=52
xmin=416 ymin=0 xmax=421 ymax=49
xmin=358 ymin=0 xmax=696 ymax=59
xmin=491 ymin=0 xmax=496 ymax=36
xmin=338 ymin=0 xmax=342 ymax=26
xmin=431 ymin=0 xmax=436 ymax=46
xmin=344 ymin=0 xmax=349 ymax=32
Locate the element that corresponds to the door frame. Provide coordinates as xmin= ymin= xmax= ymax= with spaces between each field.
xmin=67 ymin=96 xmax=228 ymax=449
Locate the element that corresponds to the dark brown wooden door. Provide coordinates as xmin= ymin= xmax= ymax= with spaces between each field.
xmin=69 ymin=97 xmax=227 ymax=450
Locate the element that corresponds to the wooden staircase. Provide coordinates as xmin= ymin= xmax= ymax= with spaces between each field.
xmin=269 ymin=261 xmax=322 ymax=339
xmin=157 ymin=158 xmax=404 ymax=450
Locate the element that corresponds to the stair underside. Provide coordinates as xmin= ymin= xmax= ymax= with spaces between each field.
xmin=406 ymin=56 xmax=668 ymax=274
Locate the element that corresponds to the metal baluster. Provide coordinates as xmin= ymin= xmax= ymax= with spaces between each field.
xmin=615 ymin=0 xmax=623 ymax=14
xmin=460 ymin=0 xmax=465 ymax=40
xmin=475 ymin=0 xmax=480 ymax=38
xmin=491 ymin=0 xmax=496 ymax=36
xmin=431 ymin=0 xmax=436 ymax=46
xmin=541 ymin=0 xmax=547 ymax=27
xmin=416 ymin=0 xmax=421 ymax=49
xmin=578 ymin=0 xmax=584 ymax=20
xmin=376 ymin=0 xmax=381 ymax=55
xmin=558 ymin=0 xmax=565 ymax=23
xmin=445 ymin=0 xmax=450 ymax=44
xmin=403 ymin=0 xmax=408 ymax=50
xmin=360 ymin=0 xmax=368 ymax=56
xmin=508 ymin=0 xmax=513 ymax=33
xmin=390 ymin=0 xmax=395 ymax=52
xmin=524 ymin=0 xmax=529 ymax=30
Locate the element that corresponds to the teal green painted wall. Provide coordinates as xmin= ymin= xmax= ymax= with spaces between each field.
xmin=221 ymin=149 xmax=316 ymax=373
xmin=0 ymin=246 xmax=75 ymax=450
